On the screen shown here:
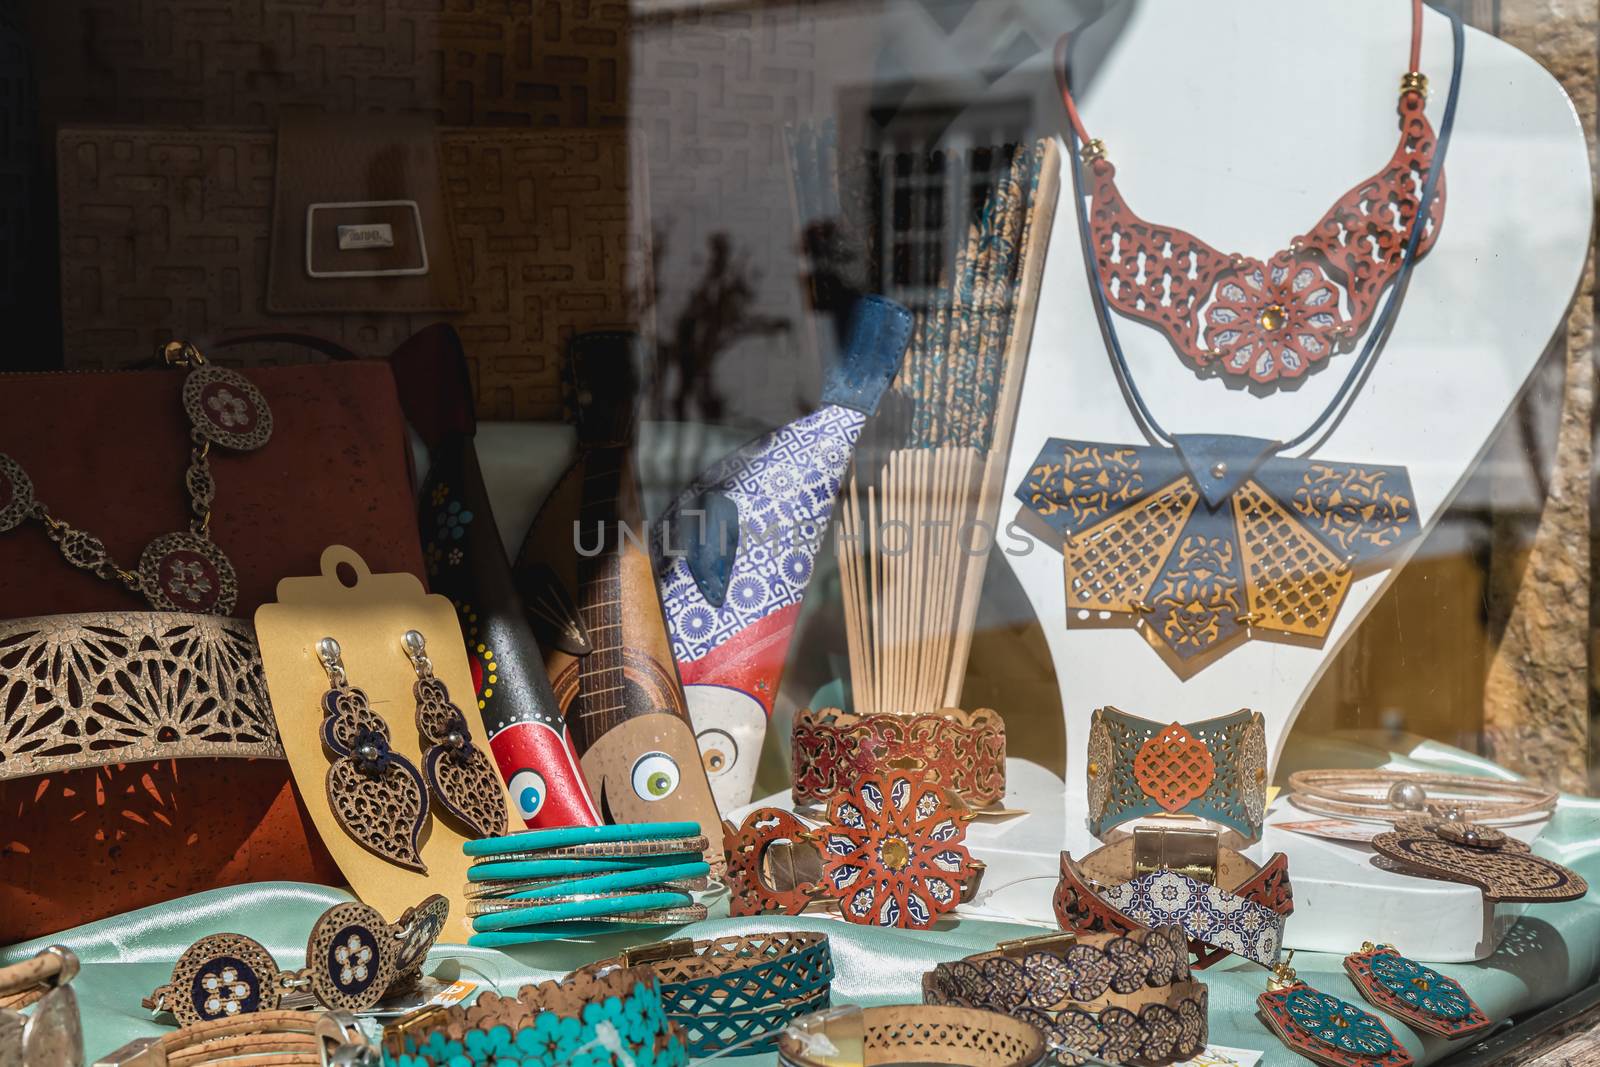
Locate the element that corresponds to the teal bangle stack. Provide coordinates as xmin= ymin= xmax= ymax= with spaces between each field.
xmin=462 ymin=823 xmax=711 ymax=946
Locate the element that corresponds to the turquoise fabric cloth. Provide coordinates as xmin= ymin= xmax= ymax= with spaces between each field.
xmin=8 ymin=744 xmax=1600 ymax=1066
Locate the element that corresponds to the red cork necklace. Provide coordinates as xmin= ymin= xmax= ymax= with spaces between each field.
xmin=1057 ymin=0 xmax=1445 ymax=387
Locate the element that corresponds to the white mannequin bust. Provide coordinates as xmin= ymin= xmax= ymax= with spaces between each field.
xmin=982 ymin=0 xmax=1592 ymax=958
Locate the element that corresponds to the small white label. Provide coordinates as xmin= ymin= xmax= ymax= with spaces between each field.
xmin=428 ymin=979 xmax=477 ymax=1007
xmin=337 ymin=223 xmax=395 ymax=250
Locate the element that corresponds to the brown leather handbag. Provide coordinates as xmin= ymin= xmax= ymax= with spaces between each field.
xmin=0 ymin=340 xmax=427 ymax=941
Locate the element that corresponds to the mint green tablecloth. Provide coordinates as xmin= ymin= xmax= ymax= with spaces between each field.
xmin=8 ymin=760 xmax=1600 ymax=1065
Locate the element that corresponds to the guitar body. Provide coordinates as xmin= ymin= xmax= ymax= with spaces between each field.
xmin=516 ymin=333 xmax=724 ymax=863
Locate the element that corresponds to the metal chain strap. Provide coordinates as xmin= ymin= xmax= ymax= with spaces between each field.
xmin=29 ymin=502 xmax=145 ymax=594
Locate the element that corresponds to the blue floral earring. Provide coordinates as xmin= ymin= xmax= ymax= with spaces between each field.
xmin=1344 ymin=943 xmax=1492 ymax=1040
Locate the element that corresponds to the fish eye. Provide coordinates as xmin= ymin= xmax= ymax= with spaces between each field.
xmin=509 ymin=769 xmax=547 ymax=820
xmin=631 ymin=752 xmax=681 ymax=801
xmin=697 ymin=728 xmax=738 ymax=777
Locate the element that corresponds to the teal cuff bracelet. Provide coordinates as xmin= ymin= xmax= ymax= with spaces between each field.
xmin=467 ymin=851 xmax=708 ymax=883
xmin=611 ymin=933 xmax=836 ymax=1058
xmin=465 ymin=860 xmax=711 ymax=902
xmin=467 ymin=906 xmax=710 ymax=948
xmin=470 ymin=890 xmax=695 ymax=932
xmin=383 ymin=965 xmax=688 ymax=1066
xmin=464 ymin=822 xmax=704 ymax=857
xmin=1087 ymin=706 xmax=1267 ymax=842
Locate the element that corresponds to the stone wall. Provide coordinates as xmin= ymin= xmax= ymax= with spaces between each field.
xmin=1480 ymin=0 xmax=1597 ymax=791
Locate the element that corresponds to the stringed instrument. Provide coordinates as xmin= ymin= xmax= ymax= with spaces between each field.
xmin=516 ymin=331 xmax=724 ymax=862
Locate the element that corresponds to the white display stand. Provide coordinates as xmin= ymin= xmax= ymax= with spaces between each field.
xmin=990 ymin=0 xmax=1592 ymax=960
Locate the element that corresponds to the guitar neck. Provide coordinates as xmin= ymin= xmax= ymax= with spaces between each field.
xmin=573 ymin=447 xmax=634 ymax=743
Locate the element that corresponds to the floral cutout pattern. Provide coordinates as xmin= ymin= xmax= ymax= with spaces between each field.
xmin=1080 ymin=89 xmax=1445 ymax=386
xmin=815 ymin=771 xmax=974 ymax=929
xmin=195 ymin=958 xmax=258 ymax=1018
xmin=392 ymin=972 xmax=688 ymax=1067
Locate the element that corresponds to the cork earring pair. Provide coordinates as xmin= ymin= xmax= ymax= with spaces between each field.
xmin=317 ymin=632 xmax=508 ymax=873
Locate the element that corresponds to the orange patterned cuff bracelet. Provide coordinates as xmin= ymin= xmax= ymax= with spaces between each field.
xmin=723 ymin=771 xmax=984 ymax=928
xmin=790 ymin=706 xmax=1006 ymax=812
xmin=1087 ymin=706 xmax=1266 ymax=842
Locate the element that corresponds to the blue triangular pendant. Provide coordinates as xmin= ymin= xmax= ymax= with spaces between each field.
xmin=1171 ymin=434 xmax=1281 ymax=509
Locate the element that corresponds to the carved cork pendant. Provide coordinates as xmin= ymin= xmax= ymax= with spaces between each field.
xmin=318 ymin=638 xmax=429 ymax=873
xmin=406 ymin=628 xmax=509 ymax=840
xmin=1372 ymin=819 xmax=1587 ymax=903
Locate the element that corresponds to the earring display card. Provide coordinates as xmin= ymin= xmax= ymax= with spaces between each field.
xmin=255 ymin=545 xmax=510 ymax=942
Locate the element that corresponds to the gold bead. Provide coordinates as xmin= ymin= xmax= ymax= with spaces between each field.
xmin=1079 ymin=138 xmax=1108 ymax=164
xmin=1400 ymin=71 xmax=1428 ymax=97
xmin=1087 ymin=762 xmax=1101 ymax=778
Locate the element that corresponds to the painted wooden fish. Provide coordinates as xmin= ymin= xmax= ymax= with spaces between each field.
xmin=394 ymin=325 xmax=601 ymax=831
xmin=653 ymin=296 xmax=912 ymax=809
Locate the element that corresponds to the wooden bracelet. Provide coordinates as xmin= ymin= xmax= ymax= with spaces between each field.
xmin=94 ymin=1011 xmax=332 ymax=1066
xmin=1287 ymin=769 xmax=1556 ymax=825
xmin=777 ymin=1004 xmax=1046 ymax=1066
xmin=1054 ymin=837 xmax=1294 ymax=970
xmin=0 ymin=946 xmax=77 ymax=1011
xmin=0 ymin=946 xmax=83 ymax=1067
xmin=924 ymin=928 xmax=1190 ymax=1014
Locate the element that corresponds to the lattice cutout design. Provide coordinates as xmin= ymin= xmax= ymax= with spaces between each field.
xmin=1064 ymin=479 xmax=1196 ymax=612
xmin=858 ymin=1007 xmax=1045 ymax=1066
xmin=1016 ymin=439 xmax=1422 ymax=673
xmin=648 ymin=933 xmax=834 ymax=1056
xmin=1083 ymin=91 xmax=1445 ymax=385
xmin=927 ymin=979 xmax=1208 ymax=1067
xmin=1284 ymin=462 xmax=1417 ymax=562
xmin=387 ymin=966 xmax=686 ymax=1065
xmin=320 ymin=683 xmax=429 ymax=873
xmin=150 ymin=895 xmax=444 ymax=1027
xmin=412 ymin=675 xmax=508 ymax=840
xmin=303 ymin=902 xmax=399 ymax=1014
xmin=1132 ymin=725 xmax=1216 ymax=813
xmin=925 ymin=926 xmax=1190 ymax=1015
xmin=1087 ymin=706 xmax=1266 ymax=841
xmin=0 ymin=612 xmax=279 ymax=781
xmin=1233 ymin=479 xmax=1352 ymax=638
xmin=790 ymin=707 xmax=1006 ymax=810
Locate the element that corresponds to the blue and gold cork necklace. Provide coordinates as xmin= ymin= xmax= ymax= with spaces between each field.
xmin=1016 ymin=7 xmax=1462 ymax=677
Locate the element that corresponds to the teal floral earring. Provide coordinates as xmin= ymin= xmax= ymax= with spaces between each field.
xmin=1257 ymin=951 xmax=1413 ymax=1067
xmin=1344 ymin=943 xmax=1491 ymax=1040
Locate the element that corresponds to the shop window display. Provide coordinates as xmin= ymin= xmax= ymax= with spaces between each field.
xmin=0 ymin=0 xmax=1597 ymax=1064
